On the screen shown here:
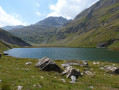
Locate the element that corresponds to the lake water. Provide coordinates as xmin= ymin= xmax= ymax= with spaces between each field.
xmin=5 ymin=48 xmax=119 ymax=62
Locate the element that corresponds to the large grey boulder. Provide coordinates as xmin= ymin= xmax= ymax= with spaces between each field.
xmin=113 ymin=68 xmax=119 ymax=74
xmin=35 ymin=57 xmax=63 ymax=73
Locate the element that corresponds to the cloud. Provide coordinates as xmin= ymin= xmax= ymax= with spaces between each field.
xmin=0 ymin=6 xmax=26 ymax=27
xmin=48 ymin=0 xmax=98 ymax=19
xmin=36 ymin=11 xmax=41 ymax=16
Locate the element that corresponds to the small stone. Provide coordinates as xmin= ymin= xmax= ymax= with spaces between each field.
xmin=33 ymin=85 xmax=36 ymax=87
xmin=32 ymin=76 xmax=34 ymax=78
xmin=100 ymin=67 xmax=104 ymax=70
xmin=59 ymin=79 xmax=66 ymax=83
xmin=25 ymin=62 xmax=32 ymax=65
xmin=17 ymin=86 xmax=23 ymax=90
xmin=70 ymin=75 xmax=76 ymax=84
xmin=41 ymin=76 xmax=43 ymax=79
xmin=38 ymin=84 xmax=42 ymax=88
xmin=89 ymin=86 xmax=94 ymax=89
xmin=0 ymin=80 xmax=2 ymax=82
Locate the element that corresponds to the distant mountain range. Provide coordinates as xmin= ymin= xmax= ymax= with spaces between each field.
xmin=9 ymin=16 xmax=71 ymax=44
xmin=1 ymin=25 xmax=24 ymax=31
xmin=9 ymin=0 xmax=119 ymax=48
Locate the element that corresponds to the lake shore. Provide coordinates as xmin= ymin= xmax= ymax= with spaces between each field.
xmin=0 ymin=55 xmax=119 ymax=90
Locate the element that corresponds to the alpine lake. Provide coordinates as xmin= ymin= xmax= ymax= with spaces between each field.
xmin=4 ymin=47 xmax=119 ymax=63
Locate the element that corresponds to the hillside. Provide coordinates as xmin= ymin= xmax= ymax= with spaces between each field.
xmin=9 ymin=17 xmax=70 ymax=44
xmin=44 ymin=0 xmax=119 ymax=48
xmin=0 ymin=28 xmax=31 ymax=47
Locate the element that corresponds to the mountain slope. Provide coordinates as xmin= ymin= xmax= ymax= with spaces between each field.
xmin=45 ymin=0 xmax=119 ymax=48
xmin=9 ymin=17 xmax=70 ymax=44
xmin=0 ymin=28 xmax=31 ymax=47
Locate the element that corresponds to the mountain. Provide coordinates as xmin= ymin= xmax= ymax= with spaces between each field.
xmin=1 ymin=25 xmax=24 ymax=31
xmin=9 ymin=0 xmax=119 ymax=48
xmin=36 ymin=16 xmax=71 ymax=27
xmin=9 ymin=17 xmax=70 ymax=44
xmin=43 ymin=0 xmax=119 ymax=48
xmin=0 ymin=28 xmax=31 ymax=47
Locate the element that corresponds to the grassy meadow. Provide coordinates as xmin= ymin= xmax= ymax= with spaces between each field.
xmin=0 ymin=55 xmax=119 ymax=90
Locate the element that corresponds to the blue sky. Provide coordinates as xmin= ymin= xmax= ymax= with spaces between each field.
xmin=0 ymin=0 xmax=98 ymax=27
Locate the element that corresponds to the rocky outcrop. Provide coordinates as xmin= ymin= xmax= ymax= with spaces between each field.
xmin=97 ymin=39 xmax=119 ymax=48
xmin=113 ymin=68 xmax=119 ymax=74
xmin=35 ymin=57 xmax=63 ymax=73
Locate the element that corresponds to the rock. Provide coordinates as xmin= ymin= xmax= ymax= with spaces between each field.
xmin=17 ymin=86 xmax=23 ymax=90
xmin=104 ymin=65 xmax=117 ymax=72
xmin=97 ymin=39 xmax=119 ymax=48
xmin=59 ymin=79 xmax=66 ymax=83
xmin=25 ymin=62 xmax=32 ymax=65
xmin=35 ymin=57 xmax=63 ymax=73
xmin=100 ymin=67 xmax=104 ymax=70
xmin=62 ymin=66 xmax=82 ymax=78
xmin=3 ymin=53 xmax=9 ymax=56
xmin=85 ymin=71 xmax=94 ymax=76
xmin=83 ymin=69 xmax=94 ymax=76
xmin=61 ymin=64 xmax=70 ymax=68
xmin=82 ymin=60 xmax=89 ymax=67
xmin=113 ymin=68 xmax=119 ymax=74
xmin=93 ymin=62 xmax=100 ymax=65
xmin=0 ymin=53 xmax=1 ymax=57
xmin=70 ymin=75 xmax=76 ymax=84
xmin=33 ymin=85 xmax=37 ymax=87
xmin=38 ymin=84 xmax=42 ymax=88
xmin=40 ymin=76 xmax=43 ymax=79
xmin=89 ymin=86 xmax=94 ymax=89
xmin=65 ymin=61 xmax=80 ymax=66
xmin=0 ymin=80 xmax=2 ymax=82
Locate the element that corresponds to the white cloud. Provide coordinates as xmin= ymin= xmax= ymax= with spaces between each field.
xmin=0 ymin=6 xmax=26 ymax=27
xmin=36 ymin=11 xmax=41 ymax=16
xmin=48 ymin=0 xmax=99 ymax=19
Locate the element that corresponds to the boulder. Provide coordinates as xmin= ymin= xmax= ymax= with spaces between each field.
xmin=35 ymin=57 xmax=63 ymax=73
xmin=62 ymin=66 xmax=82 ymax=78
xmin=0 ymin=53 xmax=1 ymax=58
xmin=82 ymin=60 xmax=89 ymax=67
xmin=3 ymin=53 xmax=8 ymax=56
xmin=113 ymin=68 xmax=119 ymax=74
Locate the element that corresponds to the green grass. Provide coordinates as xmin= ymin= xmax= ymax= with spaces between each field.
xmin=0 ymin=55 xmax=119 ymax=90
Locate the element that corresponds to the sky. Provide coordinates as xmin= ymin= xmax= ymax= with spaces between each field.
xmin=0 ymin=0 xmax=98 ymax=27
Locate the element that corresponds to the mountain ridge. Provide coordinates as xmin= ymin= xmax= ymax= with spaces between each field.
xmin=36 ymin=16 xmax=71 ymax=27
xmin=0 ymin=28 xmax=31 ymax=47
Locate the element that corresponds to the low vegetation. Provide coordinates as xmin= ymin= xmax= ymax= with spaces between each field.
xmin=0 ymin=54 xmax=119 ymax=90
